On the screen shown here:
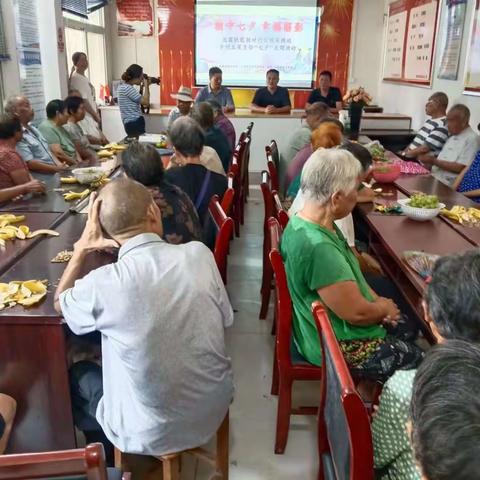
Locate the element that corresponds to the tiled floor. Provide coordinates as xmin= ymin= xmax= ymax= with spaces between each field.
xmin=222 ymin=186 xmax=320 ymax=479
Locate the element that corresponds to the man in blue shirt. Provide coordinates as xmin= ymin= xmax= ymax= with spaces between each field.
xmin=195 ymin=67 xmax=235 ymax=113
xmin=5 ymin=96 xmax=68 ymax=174
xmin=250 ymin=69 xmax=291 ymax=115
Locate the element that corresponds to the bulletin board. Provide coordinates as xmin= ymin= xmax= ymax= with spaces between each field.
xmin=383 ymin=0 xmax=440 ymax=86
xmin=465 ymin=0 xmax=480 ymax=93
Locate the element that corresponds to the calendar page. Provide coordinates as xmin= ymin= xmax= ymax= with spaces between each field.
xmin=383 ymin=5 xmax=408 ymax=79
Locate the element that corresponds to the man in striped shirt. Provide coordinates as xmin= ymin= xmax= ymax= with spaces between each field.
xmin=401 ymin=92 xmax=449 ymax=160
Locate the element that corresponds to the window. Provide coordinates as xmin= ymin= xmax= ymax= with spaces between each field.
xmin=64 ymin=9 xmax=107 ymax=103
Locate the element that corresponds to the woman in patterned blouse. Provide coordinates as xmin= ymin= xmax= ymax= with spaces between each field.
xmin=122 ymin=142 xmax=203 ymax=244
xmin=372 ymin=250 xmax=480 ymax=479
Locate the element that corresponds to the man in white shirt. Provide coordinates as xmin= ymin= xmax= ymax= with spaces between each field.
xmin=54 ymin=178 xmax=233 ymax=463
xmin=421 ymin=104 xmax=480 ymax=186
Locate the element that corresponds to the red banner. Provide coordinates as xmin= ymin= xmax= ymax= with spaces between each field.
xmin=117 ymin=0 xmax=153 ymax=37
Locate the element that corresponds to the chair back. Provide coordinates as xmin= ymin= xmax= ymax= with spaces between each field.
xmin=268 ymin=217 xmax=293 ymax=369
xmin=0 ymin=443 xmax=110 ymax=480
xmin=265 ymin=150 xmax=279 ymax=194
xmin=266 ymin=139 xmax=280 ymax=172
xmin=221 ymin=172 xmax=235 ymax=217
xmin=272 ymin=191 xmax=289 ymax=230
xmin=208 ymin=195 xmax=234 ymax=285
xmin=312 ymin=302 xmax=374 ymax=480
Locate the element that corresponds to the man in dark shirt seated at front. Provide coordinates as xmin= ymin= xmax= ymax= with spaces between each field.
xmin=250 ymin=69 xmax=291 ymax=114
xmin=306 ymin=70 xmax=343 ymax=112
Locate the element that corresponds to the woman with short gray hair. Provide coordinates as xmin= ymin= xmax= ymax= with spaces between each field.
xmin=165 ymin=117 xmax=227 ymax=225
xmin=281 ymin=148 xmax=423 ymax=380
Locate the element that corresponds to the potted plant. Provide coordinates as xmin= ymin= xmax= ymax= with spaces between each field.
xmin=342 ymin=87 xmax=373 ymax=134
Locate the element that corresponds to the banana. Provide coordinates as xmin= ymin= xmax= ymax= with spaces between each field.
xmin=0 ymin=214 xmax=25 ymax=224
xmin=26 ymin=229 xmax=60 ymax=239
xmin=63 ymin=189 xmax=90 ymax=201
xmin=60 ymin=177 xmax=78 ymax=184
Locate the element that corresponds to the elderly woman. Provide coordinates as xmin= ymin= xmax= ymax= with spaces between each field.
xmin=281 ymin=148 xmax=423 ymax=379
xmin=122 ymin=142 xmax=203 ymax=244
xmin=373 ymin=250 xmax=480 ymax=480
xmin=165 ymin=116 xmax=227 ymax=224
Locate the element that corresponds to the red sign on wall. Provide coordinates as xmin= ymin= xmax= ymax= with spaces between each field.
xmin=117 ymin=0 xmax=153 ymax=37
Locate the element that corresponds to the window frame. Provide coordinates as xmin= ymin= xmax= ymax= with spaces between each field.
xmin=63 ymin=9 xmax=109 ymax=94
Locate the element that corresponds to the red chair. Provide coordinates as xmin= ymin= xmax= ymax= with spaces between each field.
xmin=272 ymin=191 xmax=289 ymax=230
xmin=0 ymin=443 xmax=130 ymax=480
xmin=268 ymin=217 xmax=322 ymax=454
xmin=230 ymin=136 xmax=250 ymax=236
xmin=221 ymin=172 xmax=235 ymax=218
xmin=242 ymin=123 xmax=253 ymax=199
xmin=312 ymin=302 xmax=374 ymax=480
xmin=265 ymin=145 xmax=280 ymax=193
xmin=208 ymin=195 xmax=234 ymax=285
xmin=229 ymin=154 xmax=242 ymax=237
xmin=259 ymin=170 xmax=275 ymax=320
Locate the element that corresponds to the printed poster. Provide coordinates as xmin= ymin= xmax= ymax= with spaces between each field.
xmin=117 ymin=0 xmax=153 ymax=37
xmin=383 ymin=0 xmax=408 ymax=79
xmin=13 ymin=0 xmax=45 ymax=121
xmin=465 ymin=0 xmax=480 ymax=91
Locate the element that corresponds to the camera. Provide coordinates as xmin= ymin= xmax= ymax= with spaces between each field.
xmin=143 ymin=74 xmax=161 ymax=85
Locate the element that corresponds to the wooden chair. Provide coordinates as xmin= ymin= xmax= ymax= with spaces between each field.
xmin=268 ymin=217 xmax=322 ymax=454
xmin=0 ymin=443 xmax=130 ymax=480
xmin=115 ymin=413 xmax=229 ymax=480
xmin=230 ymin=137 xmax=249 ymax=237
xmin=312 ymin=302 xmax=374 ymax=480
xmin=209 ymin=195 xmax=234 ymax=285
xmin=221 ymin=172 xmax=235 ymax=218
xmin=241 ymin=123 xmax=253 ymax=199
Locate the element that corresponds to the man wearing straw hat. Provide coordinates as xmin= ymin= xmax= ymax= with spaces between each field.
xmin=167 ymin=86 xmax=194 ymax=131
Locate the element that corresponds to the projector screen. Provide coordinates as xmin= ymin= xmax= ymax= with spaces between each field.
xmin=195 ymin=0 xmax=320 ymax=88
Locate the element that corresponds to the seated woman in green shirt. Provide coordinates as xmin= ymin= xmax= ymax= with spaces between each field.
xmin=38 ymin=99 xmax=82 ymax=166
xmin=280 ymin=148 xmax=423 ymax=380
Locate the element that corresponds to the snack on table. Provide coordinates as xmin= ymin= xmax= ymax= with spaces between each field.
xmin=0 ymin=214 xmax=59 ymax=247
xmin=51 ymin=250 xmax=73 ymax=263
xmin=60 ymin=177 xmax=79 ymax=184
xmin=63 ymin=189 xmax=90 ymax=201
xmin=0 ymin=280 xmax=47 ymax=309
xmin=441 ymin=205 xmax=480 ymax=227
xmin=403 ymin=251 xmax=439 ymax=281
xmin=97 ymin=149 xmax=115 ymax=158
xmin=104 ymin=143 xmax=127 ymax=151
xmin=408 ymin=193 xmax=439 ymax=209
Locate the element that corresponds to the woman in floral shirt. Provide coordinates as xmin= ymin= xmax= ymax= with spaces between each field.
xmin=122 ymin=142 xmax=203 ymax=244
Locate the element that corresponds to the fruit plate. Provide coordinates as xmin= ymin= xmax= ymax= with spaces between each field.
xmin=397 ymin=198 xmax=445 ymax=221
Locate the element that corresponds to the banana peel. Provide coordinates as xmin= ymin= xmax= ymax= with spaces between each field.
xmin=104 ymin=143 xmax=126 ymax=151
xmin=0 ymin=224 xmax=58 ymax=246
xmin=0 ymin=214 xmax=25 ymax=225
xmin=98 ymin=149 xmax=114 ymax=158
xmin=26 ymin=229 xmax=59 ymax=239
xmin=60 ymin=177 xmax=79 ymax=184
xmin=0 ymin=280 xmax=47 ymax=309
xmin=441 ymin=206 xmax=480 ymax=227
xmin=63 ymin=189 xmax=90 ymax=201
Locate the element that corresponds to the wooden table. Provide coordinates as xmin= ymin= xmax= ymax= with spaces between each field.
xmin=355 ymin=179 xmax=475 ymax=340
xmin=0 ymin=212 xmax=115 ymax=453
xmin=394 ymin=175 xmax=480 ymax=246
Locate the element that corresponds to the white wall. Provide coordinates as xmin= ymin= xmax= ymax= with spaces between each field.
xmin=1 ymin=0 xmax=67 ymax=102
xmin=105 ymin=1 xmax=160 ymax=105
xmin=376 ymin=0 xmax=480 ymax=130
xmin=348 ymin=0 xmax=385 ymax=100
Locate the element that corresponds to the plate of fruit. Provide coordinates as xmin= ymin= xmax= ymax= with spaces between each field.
xmin=397 ymin=193 xmax=445 ymax=221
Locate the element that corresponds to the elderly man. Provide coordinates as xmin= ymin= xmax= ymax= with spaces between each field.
xmin=306 ymin=70 xmax=343 ymax=111
xmin=401 ymin=92 xmax=449 ymax=160
xmin=279 ymin=101 xmax=330 ymax=190
xmin=250 ymin=69 xmax=291 ymax=114
xmin=420 ymin=104 xmax=480 ymax=186
xmin=54 ymin=178 xmax=233 ymax=463
xmin=207 ymin=99 xmax=236 ymax=151
xmin=167 ymin=86 xmax=194 ymax=131
xmin=4 ymin=96 xmax=68 ymax=174
xmin=195 ymin=66 xmax=235 ymax=113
